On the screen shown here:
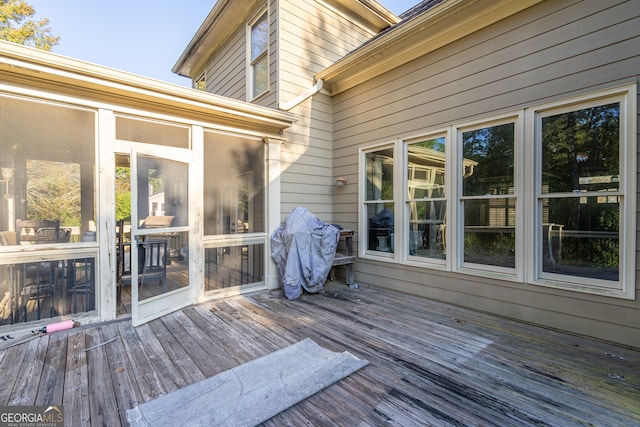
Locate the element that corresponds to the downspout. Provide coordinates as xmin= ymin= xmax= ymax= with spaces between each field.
xmin=279 ymin=79 xmax=324 ymax=111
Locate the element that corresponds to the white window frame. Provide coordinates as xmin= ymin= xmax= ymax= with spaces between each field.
xmin=247 ymin=9 xmax=269 ymax=101
xmin=402 ymin=130 xmax=451 ymax=270
xmin=358 ymin=85 xmax=635 ymax=300
xmin=525 ymin=84 xmax=636 ymax=299
xmin=453 ymin=113 xmax=524 ymax=282
xmin=359 ymin=142 xmax=399 ymax=261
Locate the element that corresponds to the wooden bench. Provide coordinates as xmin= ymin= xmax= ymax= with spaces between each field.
xmin=331 ymin=229 xmax=355 ymax=285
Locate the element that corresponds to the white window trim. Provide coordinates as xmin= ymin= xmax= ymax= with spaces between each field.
xmin=402 ymin=129 xmax=450 ymax=271
xmin=358 ymin=84 xmax=636 ymax=300
xmin=453 ymin=113 xmax=524 ymax=282
xmin=359 ymin=143 xmax=399 ymax=262
xmin=246 ymin=9 xmax=269 ymax=102
xmin=525 ymin=84 xmax=636 ymax=299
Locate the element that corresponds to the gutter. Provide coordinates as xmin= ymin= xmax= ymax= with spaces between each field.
xmin=0 ymin=41 xmax=298 ymax=130
xmin=279 ymin=79 xmax=324 ymax=111
xmin=317 ymin=0 xmax=545 ymax=95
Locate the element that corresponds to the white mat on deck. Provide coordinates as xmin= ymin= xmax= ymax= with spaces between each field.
xmin=126 ymin=338 xmax=368 ymax=427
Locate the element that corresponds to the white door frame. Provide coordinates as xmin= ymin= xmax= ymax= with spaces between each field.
xmin=115 ymin=140 xmax=195 ymax=326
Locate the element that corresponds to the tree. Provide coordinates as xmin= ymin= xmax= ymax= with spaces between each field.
xmin=26 ymin=160 xmax=81 ymax=226
xmin=0 ymin=0 xmax=59 ymax=50
xmin=115 ymin=167 xmax=132 ymax=221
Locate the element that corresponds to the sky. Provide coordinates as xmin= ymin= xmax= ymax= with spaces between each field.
xmin=27 ymin=0 xmax=418 ymax=87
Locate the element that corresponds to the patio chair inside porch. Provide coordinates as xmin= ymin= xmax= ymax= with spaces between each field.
xmin=65 ymin=258 xmax=95 ymax=314
xmin=15 ymin=261 xmax=59 ymax=322
xmin=119 ymin=239 xmax=169 ymax=301
xmin=16 ymin=219 xmax=71 ymax=244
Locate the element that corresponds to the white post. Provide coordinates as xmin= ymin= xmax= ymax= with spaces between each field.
xmin=265 ymin=137 xmax=283 ymax=289
xmin=98 ymin=109 xmax=117 ymax=321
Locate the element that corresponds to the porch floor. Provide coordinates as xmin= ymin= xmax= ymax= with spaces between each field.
xmin=1 ymin=281 xmax=638 ymax=426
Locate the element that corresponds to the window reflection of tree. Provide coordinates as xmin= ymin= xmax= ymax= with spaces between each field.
xmin=541 ymin=103 xmax=621 ymax=279
xmin=0 ymin=96 xmax=95 ymax=239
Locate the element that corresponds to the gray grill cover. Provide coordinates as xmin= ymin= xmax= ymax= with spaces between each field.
xmin=271 ymin=207 xmax=340 ymax=300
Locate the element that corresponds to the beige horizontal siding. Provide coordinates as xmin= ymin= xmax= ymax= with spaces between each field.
xmin=330 ymin=0 xmax=640 ymax=347
xmin=335 ymin=1 xmax=638 ymax=141
xmin=276 ymin=0 xmax=386 ymax=224
xmin=279 ymin=0 xmax=387 ymax=221
xmin=205 ymin=25 xmax=246 ymax=100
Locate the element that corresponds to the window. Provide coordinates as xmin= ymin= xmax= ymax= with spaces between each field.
xmin=460 ymin=120 xmax=517 ymax=270
xmin=248 ymin=11 xmax=269 ymax=100
xmin=0 ymin=95 xmax=96 ymax=244
xmin=359 ymin=85 xmax=635 ymax=298
xmin=406 ymin=136 xmax=447 ymax=261
xmin=203 ymin=132 xmax=265 ymax=236
xmin=533 ymin=91 xmax=634 ymax=295
xmin=116 ymin=116 xmax=190 ymax=149
xmin=205 ymin=244 xmax=265 ymax=291
xmin=0 ymin=95 xmax=98 ymax=325
xmin=364 ymin=147 xmax=395 ymax=255
xmin=203 ymin=131 xmax=266 ymax=292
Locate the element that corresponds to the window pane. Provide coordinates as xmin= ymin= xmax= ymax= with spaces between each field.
xmin=205 ymin=244 xmax=264 ymax=290
xmin=137 ymin=156 xmax=188 ymax=227
xmin=366 ymin=148 xmax=393 ymax=201
xmin=462 ymin=123 xmax=514 ymax=196
xmin=367 ymin=203 xmax=394 ymax=253
xmin=409 ymin=200 xmax=445 ymax=258
xmin=116 ymin=116 xmax=190 ymax=149
xmin=1 ymin=256 xmax=96 ymax=325
xmin=0 ymin=96 xmax=96 ymax=243
xmin=203 ymin=132 xmax=265 ymax=235
xmin=542 ymin=103 xmax=619 ymax=194
xmin=252 ymin=54 xmax=268 ymax=98
xmin=407 ymin=137 xmax=445 ymax=199
xmin=251 ymin=13 xmax=268 ymax=61
xmin=541 ymin=196 xmax=619 ymax=281
xmin=463 ymin=198 xmax=516 ymax=268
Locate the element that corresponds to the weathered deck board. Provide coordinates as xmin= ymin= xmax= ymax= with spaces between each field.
xmin=10 ymin=336 xmax=47 ymax=406
xmin=115 ymin=320 xmax=165 ymax=402
xmin=85 ymin=327 xmax=121 ymax=427
xmin=159 ymin=309 xmax=235 ymax=377
xmin=0 ymin=281 xmax=638 ymax=426
xmin=35 ymin=332 xmax=66 ymax=406
xmin=146 ymin=316 xmax=207 ymax=386
xmin=100 ymin=322 xmax=140 ymax=427
xmin=0 ymin=345 xmax=26 ymax=405
xmin=133 ymin=322 xmax=187 ymax=394
xmin=63 ymin=330 xmax=89 ymax=426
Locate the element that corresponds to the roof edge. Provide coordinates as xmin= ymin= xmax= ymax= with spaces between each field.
xmin=172 ymin=0 xmax=261 ymax=79
xmin=0 ymin=41 xmax=297 ymax=131
xmin=324 ymin=0 xmax=400 ymax=30
xmin=317 ymin=0 xmax=545 ymax=95
xmin=173 ymin=0 xmax=400 ymax=80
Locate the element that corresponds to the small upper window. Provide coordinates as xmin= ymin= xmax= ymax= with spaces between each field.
xmin=249 ymin=11 xmax=269 ymax=100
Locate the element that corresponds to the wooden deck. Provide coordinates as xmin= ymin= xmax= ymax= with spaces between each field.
xmin=1 ymin=281 xmax=639 ymax=426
